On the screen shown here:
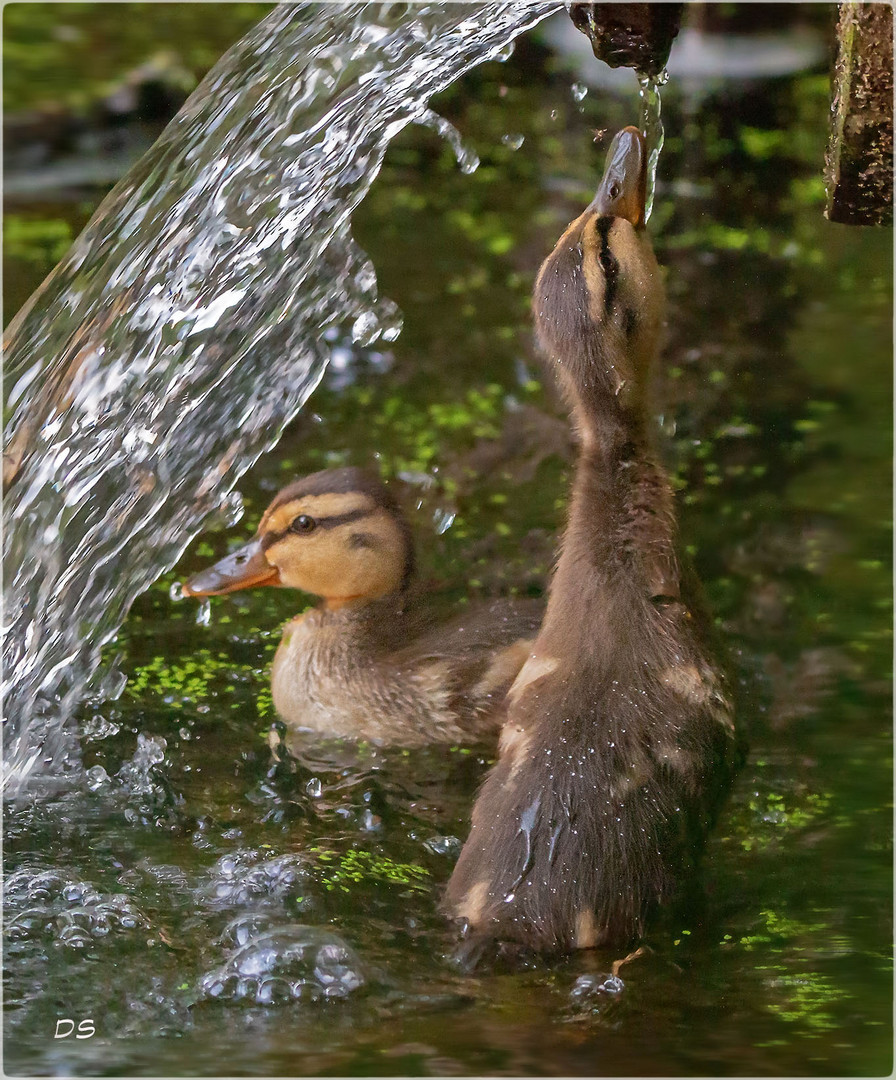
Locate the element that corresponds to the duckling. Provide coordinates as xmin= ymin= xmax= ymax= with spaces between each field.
xmin=184 ymin=466 xmax=541 ymax=746
xmin=444 ymin=127 xmax=739 ymax=952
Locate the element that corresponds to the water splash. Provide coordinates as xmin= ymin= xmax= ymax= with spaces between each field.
xmin=3 ymin=2 xmax=560 ymax=798
xmin=194 ymin=598 xmax=212 ymax=627
xmin=415 ymin=108 xmax=480 ymax=174
xmin=638 ymin=69 xmax=668 ymax=223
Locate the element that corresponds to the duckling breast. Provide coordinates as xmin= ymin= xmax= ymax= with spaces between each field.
xmin=269 ymin=609 xmax=477 ymax=746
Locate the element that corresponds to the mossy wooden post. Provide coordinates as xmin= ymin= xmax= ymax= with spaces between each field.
xmin=568 ymin=3 xmax=683 ymax=75
xmin=825 ymin=2 xmax=894 ymax=225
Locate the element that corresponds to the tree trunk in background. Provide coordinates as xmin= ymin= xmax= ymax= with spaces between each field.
xmin=825 ymin=2 xmax=893 ymax=226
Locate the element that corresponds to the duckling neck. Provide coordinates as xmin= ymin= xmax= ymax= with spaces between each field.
xmin=540 ymin=392 xmax=679 ymax=661
xmin=315 ymin=590 xmax=415 ymax=646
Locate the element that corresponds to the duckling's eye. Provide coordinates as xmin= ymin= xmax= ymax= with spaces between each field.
xmin=608 ymin=182 xmax=621 ymax=200
xmin=290 ymin=514 xmax=316 ymax=534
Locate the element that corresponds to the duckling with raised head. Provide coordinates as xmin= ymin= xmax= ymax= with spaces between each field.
xmin=184 ymin=466 xmax=540 ymax=746
xmin=444 ymin=127 xmax=739 ymax=952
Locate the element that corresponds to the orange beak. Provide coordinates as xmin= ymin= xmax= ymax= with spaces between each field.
xmin=591 ymin=125 xmax=647 ymax=227
xmin=183 ymin=536 xmax=280 ymax=597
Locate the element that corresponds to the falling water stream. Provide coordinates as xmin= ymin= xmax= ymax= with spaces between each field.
xmin=2 ymin=2 xmax=560 ymax=798
xmin=638 ymin=70 xmax=667 ymax=223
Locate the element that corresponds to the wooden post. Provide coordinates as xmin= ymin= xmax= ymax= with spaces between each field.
xmin=568 ymin=3 xmax=683 ymax=76
xmin=825 ymin=2 xmax=893 ymax=226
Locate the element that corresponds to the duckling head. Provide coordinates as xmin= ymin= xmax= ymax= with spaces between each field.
xmin=183 ymin=467 xmax=413 ymax=610
xmin=533 ymin=125 xmax=664 ymax=427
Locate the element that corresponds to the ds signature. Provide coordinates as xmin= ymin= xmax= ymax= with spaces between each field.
xmin=54 ymin=1019 xmax=95 ymax=1039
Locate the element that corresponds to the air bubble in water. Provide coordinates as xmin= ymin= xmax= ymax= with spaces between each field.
xmin=219 ymin=913 xmax=278 ymax=950
xmin=423 ymin=834 xmax=461 ymax=857
xmin=198 ymin=925 xmax=365 ymax=1005
xmin=203 ymin=850 xmax=309 ymax=907
xmin=2 ymin=865 xmax=151 ymax=947
xmin=569 ymin=971 xmax=626 ymax=1007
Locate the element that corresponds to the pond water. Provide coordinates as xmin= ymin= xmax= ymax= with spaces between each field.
xmin=3 ymin=9 xmax=892 ymax=1078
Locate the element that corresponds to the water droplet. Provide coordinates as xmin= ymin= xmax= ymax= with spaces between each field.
xmin=501 ymin=133 xmax=525 ymax=150
xmin=433 ymin=508 xmax=456 ymax=535
xmin=351 ymin=311 xmax=379 ymax=346
xmin=423 ymin=834 xmax=461 ymax=857
xmin=169 ymin=581 xmax=186 ymax=602
xmin=82 ymin=715 xmax=121 ymax=741
xmin=195 ymin=598 xmax=212 ymax=626
xmin=86 ymin=765 xmax=109 ymax=791
xmin=571 ymin=82 xmax=588 ymax=102
xmin=373 ymin=297 xmax=404 ymax=343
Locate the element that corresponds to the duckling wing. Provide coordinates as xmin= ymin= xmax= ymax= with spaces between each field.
xmin=402 ymin=596 xmax=543 ymax=663
xmin=390 ymin=597 xmax=544 ymax=738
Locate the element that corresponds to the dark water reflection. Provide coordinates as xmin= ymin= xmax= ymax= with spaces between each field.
xmin=4 ymin=17 xmax=892 ymax=1079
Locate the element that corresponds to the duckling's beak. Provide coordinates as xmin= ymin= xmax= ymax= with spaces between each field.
xmin=591 ymin=125 xmax=647 ymax=226
xmin=183 ymin=537 xmax=280 ymax=596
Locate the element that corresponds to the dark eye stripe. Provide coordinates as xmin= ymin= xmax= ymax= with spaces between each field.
xmin=315 ymin=507 xmax=371 ymax=530
xmin=261 ymin=506 xmax=372 ymax=549
xmin=594 ymin=218 xmax=618 ymax=312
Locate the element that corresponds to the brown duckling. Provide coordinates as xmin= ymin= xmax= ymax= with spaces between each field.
xmin=444 ymin=127 xmax=739 ymax=952
xmin=184 ymin=467 xmax=540 ymax=746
